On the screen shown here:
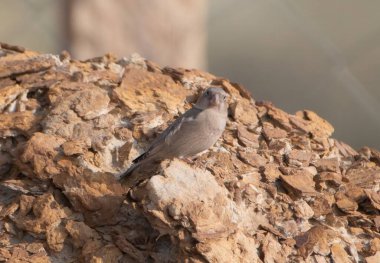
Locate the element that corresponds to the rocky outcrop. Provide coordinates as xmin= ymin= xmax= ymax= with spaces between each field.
xmin=0 ymin=43 xmax=380 ymax=262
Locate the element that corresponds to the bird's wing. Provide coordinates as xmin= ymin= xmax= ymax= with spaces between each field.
xmin=133 ymin=108 xmax=202 ymax=163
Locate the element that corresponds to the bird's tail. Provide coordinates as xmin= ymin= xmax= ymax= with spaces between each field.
xmin=118 ymin=162 xmax=141 ymax=181
xmin=119 ymin=157 xmax=162 ymax=189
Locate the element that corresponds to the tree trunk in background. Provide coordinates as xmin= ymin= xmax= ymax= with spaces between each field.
xmin=67 ymin=0 xmax=207 ymax=69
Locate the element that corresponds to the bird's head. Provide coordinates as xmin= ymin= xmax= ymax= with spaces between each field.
xmin=195 ymin=87 xmax=229 ymax=112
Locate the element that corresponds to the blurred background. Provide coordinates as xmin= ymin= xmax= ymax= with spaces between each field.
xmin=1 ymin=0 xmax=379 ymax=150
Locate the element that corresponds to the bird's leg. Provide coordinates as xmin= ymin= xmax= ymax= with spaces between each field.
xmin=182 ymin=157 xmax=195 ymax=164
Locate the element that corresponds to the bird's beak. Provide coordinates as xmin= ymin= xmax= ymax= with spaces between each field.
xmin=210 ymin=94 xmax=218 ymax=106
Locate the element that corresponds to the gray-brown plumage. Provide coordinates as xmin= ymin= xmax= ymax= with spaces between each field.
xmin=119 ymin=87 xmax=229 ymax=180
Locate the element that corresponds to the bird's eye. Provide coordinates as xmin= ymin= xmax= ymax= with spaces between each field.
xmin=223 ymin=95 xmax=226 ymax=100
xmin=205 ymin=91 xmax=210 ymax=96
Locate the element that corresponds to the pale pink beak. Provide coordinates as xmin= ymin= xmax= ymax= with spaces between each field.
xmin=209 ymin=94 xmax=218 ymax=106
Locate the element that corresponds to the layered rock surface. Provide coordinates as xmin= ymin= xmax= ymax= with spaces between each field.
xmin=0 ymin=43 xmax=380 ymax=262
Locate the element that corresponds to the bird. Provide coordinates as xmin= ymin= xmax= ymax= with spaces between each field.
xmin=119 ymin=87 xmax=229 ymax=180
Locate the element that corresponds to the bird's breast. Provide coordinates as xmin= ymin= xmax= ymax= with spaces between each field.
xmin=203 ymin=109 xmax=227 ymax=135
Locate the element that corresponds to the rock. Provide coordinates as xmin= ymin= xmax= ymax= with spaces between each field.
xmin=365 ymin=190 xmax=380 ymax=210
xmin=336 ymin=197 xmax=358 ymax=213
xmin=46 ymin=224 xmax=68 ymax=252
xmin=0 ymin=201 xmax=19 ymax=219
xmin=261 ymin=233 xmax=287 ymax=263
xmin=310 ymin=195 xmax=334 ymax=217
xmin=287 ymin=149 xmax=312 ymax=167
xmin=26 ymin=242 xmax=46 ymax=254
xmin=330 ymin=243 xmax=352 ymax=263
xmin=85 ymin=244 xmax=123 ymax=263
xmin=0 ymin=248 xmax=11 ymax=261
xmin=113 ymin=236 xmax=146 ymax=262
xmin=345 ymin=166 xmax=380 ymax=189
xmin=316 ymin=172 xmax=343 ymax=187
xmin=69 ymin=87 xmax=110 ymax=120
xmin=313 ymin=158 xmax=340 ymax=173
xmin=293 ymin=110 xmax=334 ymax=138
xmin=0 ymin=43 xmax=379 ymax=262
xmin=114 ymin=67 xmax=189 ymax=114
xmin=144 ymin=159 xmax=239 ymax=240
xmin=0 ymin=85 xmax=25 ymax=111
xmin=264 ymin=102 xmax=292 ymax=131
xmin=20 ymin=132 xmax=65 ymax=180
xmin=230 ymin=99 xmax=259 ymax=126
xmin=262 ymin=122 xmax=288 ymax=140
xmin=335 ymin=139 xmax=358 ymax=158
xmin=197 ymin=233 xmax=261 ymax=262
xmin=62 ymin=140 xmax=87 ymax=156
xmin=18 ymin=194 xmax=35 ymax=216
xmin=263 ymin=163 xmax=282 ymax=183
xmin=280 ymin=170 xmax=316 ymax=197
xmin=0 ymin=111 xmax=40 ymax=137
xmin=366 ymin=251 xmax=380 ymax=263
xmin=1 ymin=178 xmax=47 ymax=194
xmin=295 ymin=226 xmax=330 ymax=258
xmin=52 ymin=169 xmax=124 ymax=226
xmin=13 ymin=193 xmax=68 ymax=234
xmin=293 ymin=200 xmax=314 ymax=220
xmin=237 ymin=124 xmax=260 ymax=148
xmin=369 ymin=238 xmax=380 ymax=254
xmin=0 ymin=54 xmax=57 ymax=78
xmin=65 ymin=220 xmax=100 ymax=248
xmin=237 ymin=149 xmax=267 ymax=168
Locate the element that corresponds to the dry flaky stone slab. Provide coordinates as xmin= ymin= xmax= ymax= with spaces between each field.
xmin=0 ymin=43 xmax=379 ymax=262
